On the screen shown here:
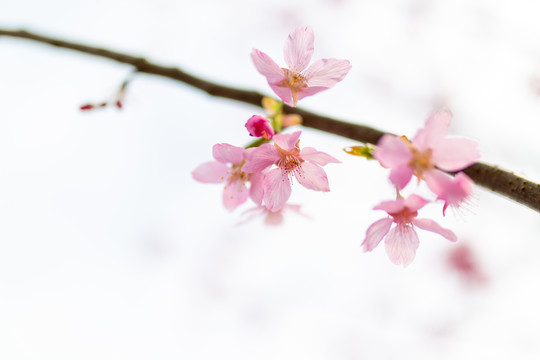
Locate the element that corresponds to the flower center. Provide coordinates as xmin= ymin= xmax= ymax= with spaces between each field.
xmin=401 ymin=136 xmax=434 ymax=179
xmin=274 ymin=141 xmax=304 ymax=174
xmin=389 ymin=208 xmax=418 ymax=224
xmin=277 ymin=153 xmax=302 ymax=173
xmin=281 ymin=68 xmax=308 ymax=106
xmin=227 ymin=162 xmax=248 ymax=184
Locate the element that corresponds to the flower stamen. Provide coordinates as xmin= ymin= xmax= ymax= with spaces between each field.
xmin=408 ymin=146 xmax=434 ymax=180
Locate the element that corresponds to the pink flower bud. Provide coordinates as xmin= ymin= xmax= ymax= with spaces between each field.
xmin=245 ymin=115 xmax=275 ymax=140
xmin=80 ymin=104 xmax=94 ymax=111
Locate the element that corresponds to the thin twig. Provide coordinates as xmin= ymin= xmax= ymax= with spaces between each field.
xmin=1 ymin=28 xmax=539 ymax=213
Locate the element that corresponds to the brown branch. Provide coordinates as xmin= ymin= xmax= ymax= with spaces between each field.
xmin=1 ymin=28 xmax=539 ymax=213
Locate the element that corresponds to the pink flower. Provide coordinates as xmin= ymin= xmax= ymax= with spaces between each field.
xmin=374 ymin=109 xmax=480 ymax=191
xmin=242 ymin=131 xmax=340 ymax=212
xmin=245 ymin=115 xmax=275 ymax=140
xmin=424 ymin=171 xmax=474 ymax=215
xmin=251 ymin=26 xmax=351 ymax=107
xmin=192 ymin=143 xmax=264 ymax=211
xmin=362 ymin=194 xmax=457 ymax=267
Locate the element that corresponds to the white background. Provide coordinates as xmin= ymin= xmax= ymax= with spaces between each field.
xmin=1 ymin=0 xmax=540 ymax=359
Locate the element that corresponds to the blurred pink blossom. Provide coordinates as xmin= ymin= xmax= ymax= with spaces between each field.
xmin=424 ymin=171 xmax=474 ymax=215
xmin=192 ymin=143 xmax=263 ymax=211
xmin=251 ymin=26 xmax=351 ymax=107
xmin=447 ymin=243 xmax=488 ymax=286
xmin=362 ymin=194 xmax=457 ymax=267
xmin=242 ymin=131 xmax=340 ymax=212
xmin=239 ymin=204 xmax=308 ymax=226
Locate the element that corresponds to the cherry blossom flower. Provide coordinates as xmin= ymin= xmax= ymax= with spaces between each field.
xmin=251 ymin=26 xmax=351 ymax=107
xmin=192 ymin=143 xmax=263 ymax=211
xmin=362 ymin=194 xmax=457 ymax=267
xmin=374 ymin=109 xmax=480 ymax=190
xmin=245 ymin=115 xmax=275 ymax=140
xmin=242 ymin=131 xmax=340 ymax=212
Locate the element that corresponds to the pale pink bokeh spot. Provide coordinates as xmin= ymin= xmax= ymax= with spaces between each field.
xmin=447 ymin=243 xmax=488 ymax=286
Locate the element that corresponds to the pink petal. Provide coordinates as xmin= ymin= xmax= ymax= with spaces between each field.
xmin=403 ymin=194 xmax=429 ymax=211
xmin=192 ymin=161 xmax=229 ymax=183
xmin=243 ymin=146 xmax=257 ymax=161
xmin=249 ymin=171 xmax=264 ymax=206
xmin=300 ymin=147 xmax=341 ymax=166
xmin=250 ymin=50 xmax=293 ymax=105
xmin=223 ymin=179 xmax=249 ymax=211
xmin=212 ymin=143 xmax=245 ymax=164
xmin=268 ymin=83 xmax=294 ymax=106
xmin=389 ymin=164 xmax=414 ymax=189
xmin=303 ymin=58 xmax=352 ymax=88
xmin=361 ymin=218 xmax=393 ymax=252
xmin=374 ymin=198 xmax=405 ymax=214
xmin=295 ymin=86 xmax=330 ymax=102
xmin=423 ymin=169 xmax=452 ymax=196
xmin=242 ymin=144 xmax=279 ymax=173
xmin=294 ymin=162 xmax=330 ymax=191
xmin=283 ymin=26 xmax=314 ymax=73
xmin=273 ymin=131 xmax=302 ymax=151
xmin=413 ymin=218 xmax=457 ymax=242
xmin=251 ymin=49 xmax=286 ymax=84
xmin=412 ymin=109 xmax=452 ymax=151
xmin=432 ymin=137 xmax=480 ymax=171
xmin=384 ymin=224 xmax=420 ymax=267
xmin=373 ymin=135 xmax=412 ymax=168
xmin=453 ymin=172 xmax=475 ymax=195
xmin=263 ymin=168 xmax=292 ymax=212
xmin=424 ymin=170 xmax=474 ymax=214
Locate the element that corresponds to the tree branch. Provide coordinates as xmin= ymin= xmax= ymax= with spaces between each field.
xmin=1 ymin=28 xmax=539 ymax=213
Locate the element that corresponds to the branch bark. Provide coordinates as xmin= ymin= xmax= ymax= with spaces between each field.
xmin=1 ymin=28 xmax=539 ymax=213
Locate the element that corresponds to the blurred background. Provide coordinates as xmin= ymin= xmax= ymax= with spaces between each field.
xmin=1 ymin=0 xmax=540 ymax=359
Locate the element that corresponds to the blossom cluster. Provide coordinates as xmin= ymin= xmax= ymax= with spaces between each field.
xmin=193 ymin=26 xmax=481 ymax=267
xmin=361 ymin=110 xmax=480 ymax=266
xmin=193 ymin=27 xmax=348 ymax=220
xmin=192 ymin=119 xmax=341 ymax=218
